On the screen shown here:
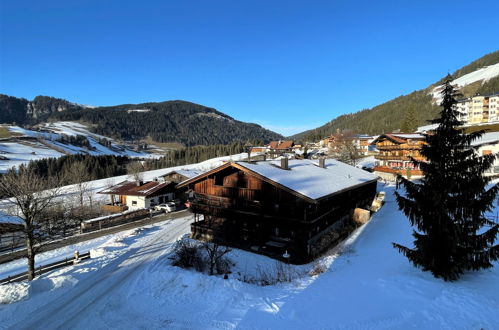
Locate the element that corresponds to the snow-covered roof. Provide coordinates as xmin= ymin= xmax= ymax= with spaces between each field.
xmin=416 ymin=124 xmax=439 ymax=133
xmin=235 ymin=159 xmax=378 ymax=200
xmin=389 ymin=133 xmax=425 ymax=139
xmin=471 ymin=132 xmax=499 ymax=147
xmin=163 ymin=169 xmax=203 ymax=179
xmin=98 ymin=180 xmax=174 ymax=197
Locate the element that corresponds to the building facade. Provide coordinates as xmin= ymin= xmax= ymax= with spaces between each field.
xmin=371 ymin=133 xmax=426 ymax=181
xmin=179 ymin=159 xmax=378 ymax=263
xmin=456 ymin=93 xmax=499 ymax=125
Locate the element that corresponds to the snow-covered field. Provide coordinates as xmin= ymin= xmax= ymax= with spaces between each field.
xmin=1 ymin=183 xmax=498 ymax=329
xmin=0 ymin=122 xmax=160 ymax=173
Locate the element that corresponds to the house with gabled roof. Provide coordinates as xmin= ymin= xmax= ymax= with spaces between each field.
xmin=371 ymin=133 xmax=426 ymax=181
xmin=98 ymin=180 xmax=176 ymax=211
xmin=178 ymin=158 xmax=378 ymax=263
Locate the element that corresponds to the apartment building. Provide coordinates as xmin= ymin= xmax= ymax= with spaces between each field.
xmin=457 ymin=93 xmax=499 ymax=125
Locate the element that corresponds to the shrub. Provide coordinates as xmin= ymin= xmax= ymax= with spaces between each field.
xmin=170 ymin=239 xmax=205 ymax=272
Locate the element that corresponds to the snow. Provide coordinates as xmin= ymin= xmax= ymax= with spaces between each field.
xmin=356 ymin=155 xmax=376 ymax=169
xmin=0 ymin=152 xmax=251 ymax=224
xmin=432 ymin=63 xmax=499 ymax=103
xmin=416 ymin=123 xmax=439 ymax=133
xmin=0 ymin=141 xmax=65 ymax=173
xmin=1 ymin=183 xmax=498 ymax=329
xmin=471 ymin=132 xmax=499 ymax=147
xmin=237 ymin=159 xmax=378 ymax=200
xmin=0 ymin=122 xmax=159 ymax=173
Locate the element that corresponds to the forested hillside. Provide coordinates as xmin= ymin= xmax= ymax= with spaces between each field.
xmin=0 ymin=96 xmax=282 ymax=146
xmin=293 ymin=50 xmax=499 ymax=141
xmin=51 ymin=100 xmax=282 ymax=146
xmin=0 ymin=94 xmax=28 ymax=124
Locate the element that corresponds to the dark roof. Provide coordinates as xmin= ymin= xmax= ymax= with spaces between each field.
xmin=98 ymin=180 xmax=175 ymax=197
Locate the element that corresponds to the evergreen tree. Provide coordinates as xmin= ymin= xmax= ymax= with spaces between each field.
xmin=401 ymin=108 xmax=417 ymax=132
xmin=394 ymin=75 xmax=499 ymax=281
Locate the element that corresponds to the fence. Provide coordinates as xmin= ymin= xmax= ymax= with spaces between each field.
xmin=0 ymin=251 xmax=90 ymax=285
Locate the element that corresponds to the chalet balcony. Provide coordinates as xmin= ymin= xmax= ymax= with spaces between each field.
xmin=190 ymin=193 xmax=315 ymax=222
xmin=374 ymin=166 xmax=423 ymax=176
xmin=375 ymin=155 xmax=412 ymax=161
xmin=376 ymin=144 xmax=422 ymax=150
xmin=375 ymin=154 xmax=425 ymax=161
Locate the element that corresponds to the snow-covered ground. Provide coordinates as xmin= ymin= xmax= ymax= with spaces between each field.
xmin=1 ymin=183 xmax=498 ymax=329
xmin=0 ymin=152 xmax=251 ymax=224
xmin=431 ymin=63 xmax=499 ymax=103
xmin=0 ymin=122 xmax=160 ymax=173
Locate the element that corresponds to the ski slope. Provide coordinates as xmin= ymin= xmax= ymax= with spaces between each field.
xmin=0 ymin=183 xmax=498 ymax=329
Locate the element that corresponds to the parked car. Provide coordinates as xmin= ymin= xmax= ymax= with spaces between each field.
xmin=155 ymin=202 xmax=176 ymax=213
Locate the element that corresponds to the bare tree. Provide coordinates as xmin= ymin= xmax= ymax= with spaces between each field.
xmin=65 ymin=161 xmax=91 ymax=208
xmin=203 ymin=242 xmax=231 ymax=275
xmin=328 ymin=131 xmax=363 ymax=166
xmin=0 ymin=166 xmax=61 ymax=280
xmin=127 ymin=161 xmax=144 ymax=183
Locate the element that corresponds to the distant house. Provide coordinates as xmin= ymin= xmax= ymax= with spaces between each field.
xmin=98 ymin=180 xmax=176 ymax=211
xmin=161 ymin=169 xmax=203 ymax=184
xmin=371 ymin=133 xmax=426 ymax=181
xmin=471 ymin=132 xmax=499 ymax=176
xmin=267 ymin=140 xmax=294 ymax=157
xmin=178 ymin=158 xmax=378 ymax=263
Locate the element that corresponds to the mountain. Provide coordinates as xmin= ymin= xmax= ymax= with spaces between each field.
xmin=292 ymin=50 xmax=499 ymax=142
xmin=0 ymin=95 xmax=84 ymax=124
xmin=0 ymin=97 xmax=283 ymax=146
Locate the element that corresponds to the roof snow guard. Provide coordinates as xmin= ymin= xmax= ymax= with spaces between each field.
xmin=98 ymin=180 xmax=174 ymax=197
xmin=178 ymin=159 xmax=378 ymax=202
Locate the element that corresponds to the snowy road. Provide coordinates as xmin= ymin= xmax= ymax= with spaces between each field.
xmin=6 ymin=216 xmax=193 ymax=330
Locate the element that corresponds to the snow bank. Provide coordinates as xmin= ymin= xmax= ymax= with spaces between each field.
xmin=0 ymin=282 xmax=29 ymax=304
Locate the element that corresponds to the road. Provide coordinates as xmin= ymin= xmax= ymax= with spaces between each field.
xmin=9 ymin=215 xmax=193 ymax=330
xmin=0 ymin=209 xmax=190 ymax=264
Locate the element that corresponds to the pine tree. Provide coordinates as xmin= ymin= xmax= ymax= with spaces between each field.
xmin=401 ymin=108 xmax=417 ymax=132
xmin=394 ymin=75 xmax=499 ymax=281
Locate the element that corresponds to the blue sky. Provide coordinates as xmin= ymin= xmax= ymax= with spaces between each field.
xmin=1 ymin=1 xmax=498 ymax=136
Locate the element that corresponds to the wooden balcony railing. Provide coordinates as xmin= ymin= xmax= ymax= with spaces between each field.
xmin=375 ymin=144 xmax=423 ymax=150
xmin=373 ymin=166 xmax=423 ymax=176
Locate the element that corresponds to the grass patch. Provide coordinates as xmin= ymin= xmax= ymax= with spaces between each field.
xmin=144 ymin=136 xmax=185 ymax=150
xmin=0 ymin=126 xmax=22 ymax=138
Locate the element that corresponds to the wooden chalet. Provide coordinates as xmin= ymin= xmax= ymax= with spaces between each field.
xmin=161 ymin=169 xmax=203 ymax=184
xmin=160 ymin=169 xmax=203 ymax=201
xmin=371 ymin=133 xmax=426 ymax=180
xmin=98 ymin=180 xmax=176 ymax=212
xmin=178 ymin=158 xmax=378 ymax=263
xmin=267 ymin=140 xmax=294 ymax=158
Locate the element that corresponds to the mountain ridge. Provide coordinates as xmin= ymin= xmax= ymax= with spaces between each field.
xmin=0 ymin=96 xmax=283 ymax=146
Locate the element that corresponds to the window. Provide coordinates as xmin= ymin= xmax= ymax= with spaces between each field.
xmin=132 ymin=201 xmax=137 ymax=206
xmin=214 ymin=175 xmax=223 ymax=186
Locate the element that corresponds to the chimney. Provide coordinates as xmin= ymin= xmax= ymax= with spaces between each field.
xmin=319 ymin=158 xmax=326 ymax=169
xmin=281 ymin=157 xmax=289 ymax=170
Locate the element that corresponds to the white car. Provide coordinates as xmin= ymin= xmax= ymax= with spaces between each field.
xmin=155 ymin=202 xmax=176 ymax=213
